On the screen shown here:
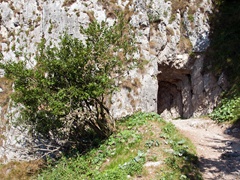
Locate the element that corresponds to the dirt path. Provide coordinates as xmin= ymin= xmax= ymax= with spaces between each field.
xmin=168 ymin=118 xmax=240 ymax=180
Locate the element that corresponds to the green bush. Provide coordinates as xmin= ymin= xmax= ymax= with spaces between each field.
xmin=205 ymin=0 xmax=240 ymax=122
xmin=210 ymin=97 xmax=240 ymax=122
xmin=0 ymin=14 xmax=137 ymax=149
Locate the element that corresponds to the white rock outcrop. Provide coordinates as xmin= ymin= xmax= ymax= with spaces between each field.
xmin=0 ymin=0 xmax=225 ymax=162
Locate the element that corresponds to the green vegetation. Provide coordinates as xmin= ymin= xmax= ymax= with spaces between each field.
xmin=188 ymin=14 xmax=194 ymax=22
xmin=0 ymin=113 xmax=201 ymax=179
xmin=158 ymin=122 xmax=201 ymax=179
xmin=206 ymin=0 xmax=240 ymax=123
xmin=147 ymin=12 xmax=160 ymax=23
xmin=37 ymin=112 xmax=202 ymax=180
xmin=48 ymin=23 xmax=53 ymax=34
xmin=210 ymin=97 xmax=240 ymax=123
xmin=0 ymin=15 xmax=137 ymax=151
xmin=0 ymin=160 xmax=44 ymax=180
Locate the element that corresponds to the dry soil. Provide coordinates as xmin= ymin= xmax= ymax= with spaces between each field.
xmin=169 ymin=118 xmax=240 ymax=180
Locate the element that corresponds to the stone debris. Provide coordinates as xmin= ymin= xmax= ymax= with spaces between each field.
xmin=144 ymin=161 xmax=162 ymax=167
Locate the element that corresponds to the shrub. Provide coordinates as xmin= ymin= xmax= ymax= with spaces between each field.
xmin=0 ymin=14 xmax=137 ymax=151
xmin=205 ymin=0 xmax=240 ymax=122
xmin=210 ymin=97 xmax=240 ymax=122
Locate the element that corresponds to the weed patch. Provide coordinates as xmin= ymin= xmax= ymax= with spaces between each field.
xmin=37 ymin=112 xmax=202 ymax=179
xmin=206 ymin=0 xmax=240 ymax=123
xmin=158 ymin=122 xmax=202 ymax=179
xmin=0 ymin=160 xmax=44 ymax=180
xmin=210 ymin=97 xmax=240 ymax=123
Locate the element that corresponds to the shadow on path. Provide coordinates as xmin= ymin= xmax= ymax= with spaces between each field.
xmin=198 ymin=135 xmax=240 ymax=179
xmin=170 ymin=118 xmax=240 ymax=179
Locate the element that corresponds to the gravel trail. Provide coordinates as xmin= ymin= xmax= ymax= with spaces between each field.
xmin=169 ymin=118 xmax=240 ymax=180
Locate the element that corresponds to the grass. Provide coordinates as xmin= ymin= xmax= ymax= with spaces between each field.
xmin=158 ymin=122 xmax=201 ymax=179
xmin=31 ymin=112 xmax=202 ymax=179
xmin=206 ymin=0 xmax=240 ymax=123
xmin=0 ymin=113 xmax=202 ymax=179
xmin=0 ymin=160 xmax=44 ymax=180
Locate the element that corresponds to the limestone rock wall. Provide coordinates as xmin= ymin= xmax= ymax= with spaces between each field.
xmin=0 ymin=0 xmax=224 ymax=162
xmin=110 ymin=0 xmax=222 ymax=119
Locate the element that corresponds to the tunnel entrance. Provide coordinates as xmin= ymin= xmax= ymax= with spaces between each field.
xmin=157 ymin=61 xmax=193 ymax=118
xmin=157 ymin=81 xmax=183 ymax=117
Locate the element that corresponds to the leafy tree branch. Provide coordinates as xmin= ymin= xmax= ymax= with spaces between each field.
xmin=0 ymin=14 xmax=137 ymax=152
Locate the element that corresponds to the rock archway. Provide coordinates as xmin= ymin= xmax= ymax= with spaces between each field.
xmin=157 ymin=81 xmax=183 ymax=117
xmin=157 ymin=62 xmax=193 ymax=119
xmin=157 ymin=54 xmax=223 ymax=119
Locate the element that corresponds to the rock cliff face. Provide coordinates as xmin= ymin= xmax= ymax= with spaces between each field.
xmin=0 ymin=0 xmax=224 ymax=162
xmin=110 ymin=0 xmax=222 ymax=119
